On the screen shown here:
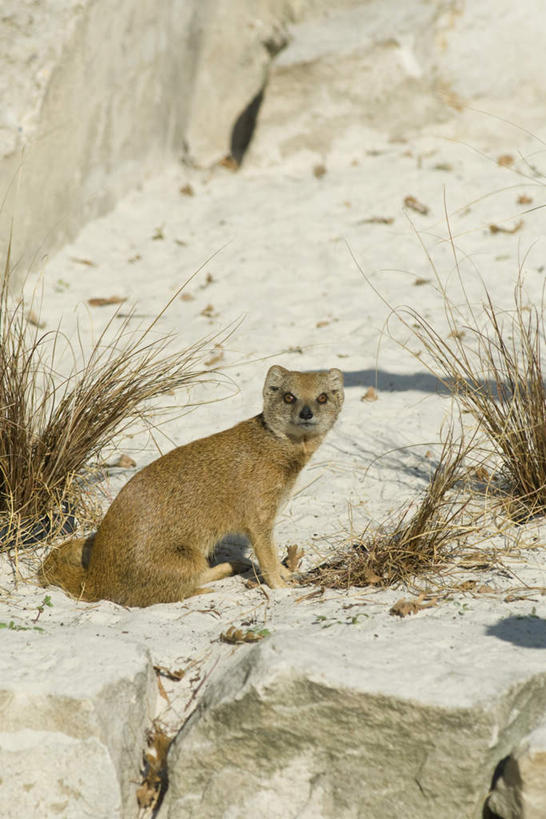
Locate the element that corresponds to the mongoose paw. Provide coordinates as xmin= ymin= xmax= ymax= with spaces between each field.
xmin=266 ymin=575 xmax=289 ymax=589
xmin=279 ymin=564 xmax=293 ymax=582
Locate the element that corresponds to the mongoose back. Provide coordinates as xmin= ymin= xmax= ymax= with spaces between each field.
xmin=39 ymin=365 xmax=344 ymax=607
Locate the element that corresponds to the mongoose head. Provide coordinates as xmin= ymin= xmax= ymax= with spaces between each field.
xmin=263 ymin=365 xmax=344 ymax=441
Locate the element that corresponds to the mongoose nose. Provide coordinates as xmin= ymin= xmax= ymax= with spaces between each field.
xmin=299 ymin=405 xmax=313 ymax=420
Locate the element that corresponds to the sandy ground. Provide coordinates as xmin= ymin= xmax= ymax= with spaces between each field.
xmin=2 ymin=128 xmax=546 ymax=751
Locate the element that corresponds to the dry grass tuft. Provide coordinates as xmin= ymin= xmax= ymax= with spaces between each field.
xmin=307 ymin=433 xmax=474 ymax=590
xmin=0 ymin=251 xmax=218 ymax=552
xmin=401 ymin=278 xmax=546 ymax=520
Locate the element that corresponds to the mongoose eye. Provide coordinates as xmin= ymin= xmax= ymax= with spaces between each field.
xmin=317 ymin=393 xmax=328 ymax=404
xmin=283 ymin=392 xmax=296 ymax=404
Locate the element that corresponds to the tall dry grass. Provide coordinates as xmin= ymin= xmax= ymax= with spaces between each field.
xmin=307 ymin=431 xmax=475 ymax=590
xmin=0 ymin=251 xmax=217 ymax=550
xmin=399 ymin=273 xmax=546 ymax=519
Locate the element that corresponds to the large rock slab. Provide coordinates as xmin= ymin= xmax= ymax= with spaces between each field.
xmin=0 ymin=628 xmax=155 ymax=818
xmin=0 ymin=0 xmax=197 ymax=276
xmin=161 ymin=616 xmax=546 ymax=818
xmin=247 ymin=0 xmax=546 ymax=169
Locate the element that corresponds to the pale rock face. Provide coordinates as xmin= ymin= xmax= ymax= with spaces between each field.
xmin=161 ymin=620 xmax=546 ymax=819
xmin=487 ymin=719 xmax=546 ymax=819
xmin=2 ymin=0 xmax=546 ymax=275
xmin=0 ymin=629 xmax=155 ymax=819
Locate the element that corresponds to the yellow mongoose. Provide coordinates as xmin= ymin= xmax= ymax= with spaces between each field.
xmin=39 ymin=365 xmax=344 ymax=607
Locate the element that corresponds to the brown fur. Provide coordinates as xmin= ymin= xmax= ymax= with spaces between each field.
xmin=38 ymin=366 xmax=344 ymax=607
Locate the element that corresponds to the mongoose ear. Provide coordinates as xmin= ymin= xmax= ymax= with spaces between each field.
xmin=327 ymin=368 xmax=344 ymax=394
xmin=264 ymin=365 xmax=288 ymax=393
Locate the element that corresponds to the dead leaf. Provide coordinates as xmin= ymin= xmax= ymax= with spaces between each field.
xmin=114 ymin=453 xmax=136 ymax=468
xmin=200 ymin=304 xmax=216 ymax=318
xmin=404 ymin=195 xmax=429 ymax=215
xmin=313 ymin=164 xmax=327 ymax=178
xmin=284 ymin=545 xmax=304 ymax=572
xmin=473 ymin=466 xmax=491 ymax=483
xmin=127 ymin=254 xmax=141 ymax=263
xmin=205 ymin=350 xmax=224 ymax=367
xmin=390 ymin=594 xmax=437 ymax=617
xmin=316 ymin=320 xmax=330 ymax=328
xmin=477 ymin=584 xmax=495 ymax=594
xmin=152 ymin=226 xmax=165 ymax=240
xmin=200 ymin=272 xmax=215 ymax=289
xmin=359 ymin=216 xmax=394 ymax=225
xmin=433 ymin=162 xmax=453 ymax=172
xmin=361 ymin=387 xmax=378 ymax=402
xmin=295 ymin=587 xmax=325 ymax=603
xmin=455 ymin=580 xmax=477 ymax=592
xmin=70 ymin=256 xmax=96 ymax=266
xmin=364 ymin=567 xmax=382 ymax=585
xmin=497 ymin=154 xmax=514 ymax=167
xmin=220 ymin=626 xmax=265 ymax=644
xmin=87 ymin=296 xmax=126 ymax=307
xmin=448 ymin=329 xmax=465 ymax=340
xmin=156 ymin=673 xmax=169 ymax=703
xmin=517 ymin=194 xmax=533 ymax=205
xmin=413 ymin=277 xmax=430 ymax=286
xmin=26 ymin=310 xmax=45 ymax=328
xmin=154 ymin=664 xmax=185 ymax=681
xmin=180 ymin=292 xmax=194 ymax=301
xmin=489 ymin=220 xmax=523 ymax=235
xmin=219 ymin=155 xmax=239 ymax=171
xmin=136 ymin=726 xmax=172 ymax=810
xmin=180 ymin=183 xmax=194 ymax=196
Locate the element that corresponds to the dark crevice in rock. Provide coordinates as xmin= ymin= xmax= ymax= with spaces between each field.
xmin=229 ymin=87 xmax=264 ymax=166
xmin=482 ymin=755 xmax=510 ymax=818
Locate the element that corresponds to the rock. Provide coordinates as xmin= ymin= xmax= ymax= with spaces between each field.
xmin=487 ymin=718 xmax=546 ymax=819
xmin=0 ymin=628 xmax=155 ymax=818
xmin=246 ymin=0 xmax=546 ymax=169
xmin=161 ymin=618 xmax=546 ymax=818
xmin=0 ymin=0 xmax=197 ymax=277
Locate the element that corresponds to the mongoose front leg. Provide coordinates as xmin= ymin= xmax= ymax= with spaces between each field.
xmin=249 ymin=528 xmax=288 ymax=589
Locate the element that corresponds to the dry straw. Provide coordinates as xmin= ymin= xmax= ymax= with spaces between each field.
xmin=307 ymin=430 xmax=475 ymax=590
xmin=395 ymin=229 xmax=546 ymax=521
xmin=0 ymin=245 xmax=219 ymax=552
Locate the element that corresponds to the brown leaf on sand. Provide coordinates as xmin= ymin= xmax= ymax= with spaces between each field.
xmin=113 ymin=453 xmax=136 ymax=468
xmin=361 ymin=386 xmax=378 ymax=402
xmin=180 ymin=183 xmax=194 ymax=196
xmin=87 ymin=296 xmax=127 ymax=307
xmin=489 ymin=220 xmax=523 ymax=235
xmin=497 ymin=154 xmax=514 ymax=167
xmin=313 ymin=164 xmax=327 ymax=178
xmin=220 ymin=626 xmax=265 ymax=644
xmin=517 ymin=194 xmax=533 ymax=205
xmin=404 ymin=195 xmax=429 ymax=215
xmin=200 ymin=304 xmax=217 ymax=318
xmin=316 ymin=320 xmax=330 ymax=328
xmin=205 ymin=350 xmax=224 ymax=367
xmin=156 ymin=673 xmax=170 ymax=703
xmin=284 ymin=544 xmax=304 ymax=572
xmin=26 ymin=310 xmax=45 ymax=329
xmin=136 ymin=725 xmax=172 ymax=810
xmin=389 ymin=594 xmax=437 ymax=617
xmin=359 ymin=216 xmax=394 ymax=225
xmin=219 ymin=155 xmax=239 ymax=171
xmin=70 ymin=256 xmax=97 ymax=266
xmin=364 ymin=567 xmax=382 ymax=585
xmin=180 ymin=292 xmax=194 ymax=301
xmin=154 ymin=664 xmax=185 ymax=681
